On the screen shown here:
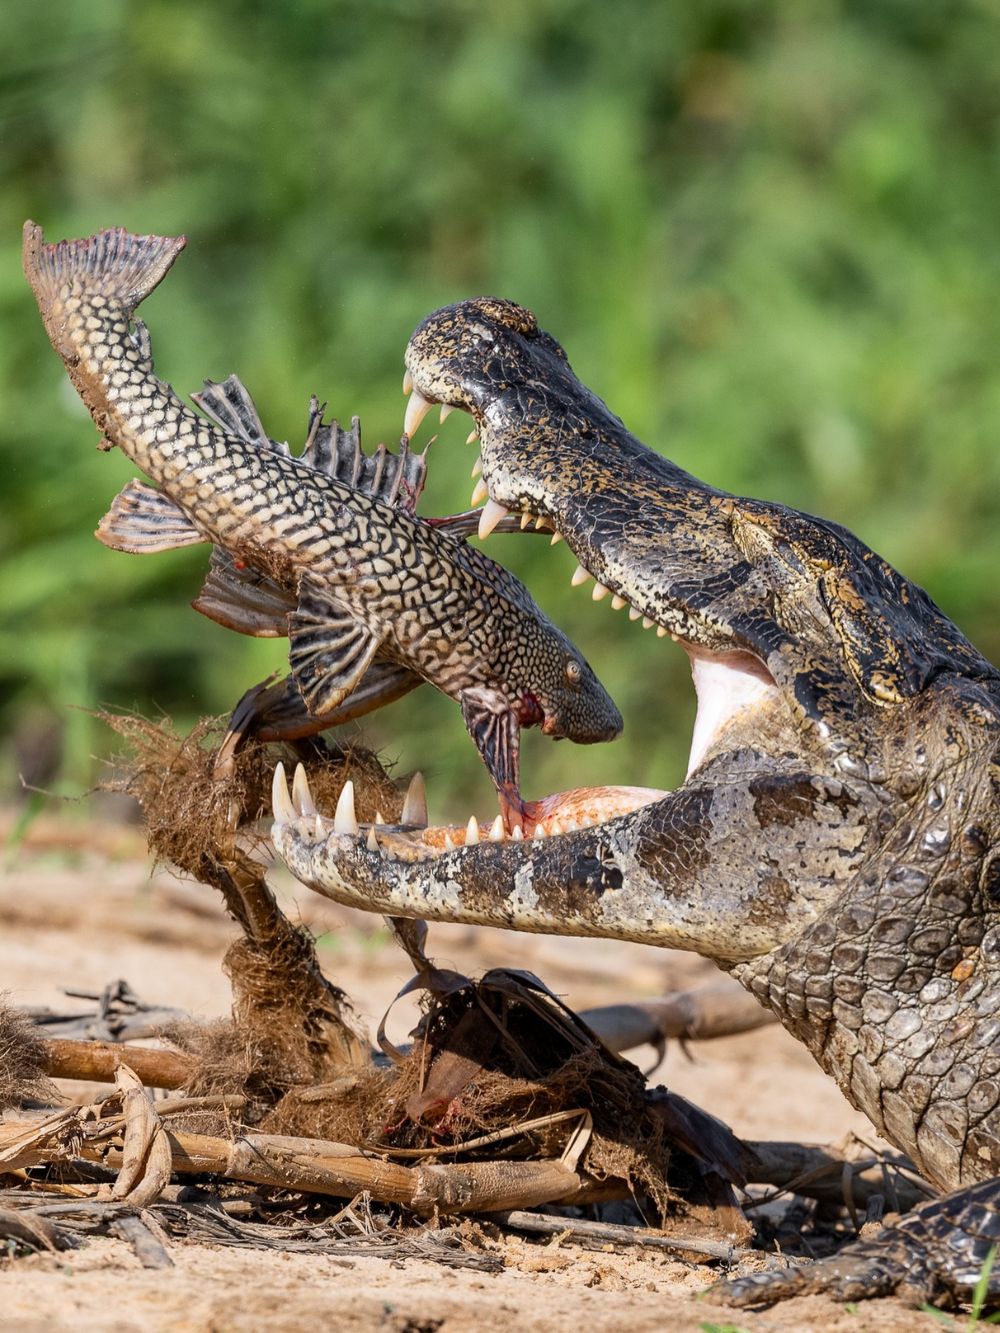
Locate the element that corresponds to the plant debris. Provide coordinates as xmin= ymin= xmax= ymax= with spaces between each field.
xmin=0 ymin=708 xmax=936 ymax=1282
xmin=0 ymin=1003 xmax=50 ymax=1111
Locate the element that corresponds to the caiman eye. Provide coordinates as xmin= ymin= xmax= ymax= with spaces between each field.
xmin=565 ymin=660 xmax=582 ymax=686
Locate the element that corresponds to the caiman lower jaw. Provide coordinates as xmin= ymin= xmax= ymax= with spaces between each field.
xmin=272 ymin=763 xmax=665 ymax=864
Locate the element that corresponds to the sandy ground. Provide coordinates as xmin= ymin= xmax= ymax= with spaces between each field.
xmin=0 ymin=813 xmax=953 ymax=1331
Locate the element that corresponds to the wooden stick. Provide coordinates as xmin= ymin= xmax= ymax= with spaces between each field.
xmin=2 ymin=1120 xmax=588 ymax=1215
xmin=109 ymin=1213 xmax=174 ymax=1268
xmin=492 ymin=1209 xmax=750 ymax=1261
xmin=581 ymin=984 xmax=777 ymax=1053
xmin=40 ymin=1040 xmax=195 ymax=1090
xmin=0 ymin=1205 xmax=68 ymax=1253
xmin=740 ymin=1140 xmax=927 ymax=1210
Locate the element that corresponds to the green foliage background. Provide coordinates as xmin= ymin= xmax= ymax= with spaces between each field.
xmin=4 ymin=0 xmax=1000 ymax=820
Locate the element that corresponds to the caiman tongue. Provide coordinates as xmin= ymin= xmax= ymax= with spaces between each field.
xmin=522 ymin=785 xmax=664 ymax=832
xmin=414 ymin=784 xmax=664 ymax=851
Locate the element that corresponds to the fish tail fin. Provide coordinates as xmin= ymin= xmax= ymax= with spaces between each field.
xmin=22 ymin=220 xmax=186 ymax=315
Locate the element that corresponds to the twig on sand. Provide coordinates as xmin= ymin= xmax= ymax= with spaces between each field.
xmin=490 ymin=1209 xmax=752 ymax=1262
xmin=581 ymin=983 xmax=777 ymax=1056
xmin=109 ymin=1212 xmax=174 ymax=1268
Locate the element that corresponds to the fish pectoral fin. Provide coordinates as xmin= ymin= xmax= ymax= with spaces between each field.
xmin=191 ymin=375 xmax=290 ymax=455
xmin=459 ymin=686 xmax=521 ymax=796
xmin=192 ymin=547 xmax=295 ymax=637
xmin=288 ymin=575 xmax=386 ymax=716
xmin=95 ymin=479 xmax=207 ymax=554
xmin=231 ymin=661 xmax=423 ymax=742
xmin=316 ymin=660 xmax=422 ymax=725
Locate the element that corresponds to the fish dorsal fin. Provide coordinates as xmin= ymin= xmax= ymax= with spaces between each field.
xmin=191 ymin=375 xmax=289 ymax=455
xmin=302 ymin=398 xmax=428 ymax=511
xmin=191 ymin=376 xmax=428 ymax=510
xmin=288 ymin=573 xmax=386 ymax=717
xmin=192 ymin=547 xmax=295 ymax=637
xmin=95 ymin=479 xmax=207 ymax=554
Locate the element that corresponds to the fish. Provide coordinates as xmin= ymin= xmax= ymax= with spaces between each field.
xmin=23 ymin=222 xmax=623 ymax=827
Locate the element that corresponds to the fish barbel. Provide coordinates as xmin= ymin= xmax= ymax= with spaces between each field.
xmin=23 ymin=222 xmax=622 ymax=827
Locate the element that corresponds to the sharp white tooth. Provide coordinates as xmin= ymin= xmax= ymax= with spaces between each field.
xmin=471 ymin=478 xmax=489 ymax=507
xmin=401 ymin=771 xmax=428 ymax=827
xmin=404 ymin=390 xmax=433 ymax=439
xmin=271 ymin=762 xmax=295 ymax=825
xmin=571 ymin=564 xmax=592 ymax=587
xmin=550 ymin=531 xmax=563 ymax=546
xmin=592 ymin=583 xmax=610 ymax=601
xmin=611 ymin=595 xmax=627 ymax=611
xmin=533 ymin=826 xmax=545 ymax=840
xmin=403 ymin=369 xmax=413 ymax=395
xmin=466 ymin=428 xmax=480 ymax=444
xmin=520 ymin=513 xmax=532 ymax=530
xmin=334 ymin=780 xmax=359 ymax=837
xmin=465 ymin=815 xmax=480 ymax=846
xmin=534 ymin=516 xmax=549 ymax=531
xmin=314 ymin=814 xmax=324 ymax=837
xmin=564 ymin=819 xmax=579 ymax=832
xmin=292 ymin=763 xmax=317 ymax=816
xmin=489 ymin=815 xmax=505 ymax=841
xmin=511 ymin=825 xmax=523 ymax=841
xmin=478 ymin=499 xmax=509 ymax=540
xmin=657 ymin=626 xmax=668 ymax=638
xmin=375 ymin=811 xmax=386 ymax=824
xmin=367 ymin=826 xmax=379 ymax=851
xmin=548 ymin=819 xmax=563 ymax=836
xmin=642 ymin=617 xmax=655 ymax=630
xmin=443 ymin=832 xmax=456 ymax=850
xmin=471 ymin=456 xmax=483 ymax=478
xmin=629 ymin=607 xmax=641 ymax=621
xmin=440 ymin=404 xmax=454 ymax=423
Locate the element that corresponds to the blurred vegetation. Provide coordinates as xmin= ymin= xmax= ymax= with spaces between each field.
xmin=4 ymin=0 xmax=1000 ymax=821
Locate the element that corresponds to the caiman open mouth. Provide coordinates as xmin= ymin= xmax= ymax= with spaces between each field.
xmin=272 ymin=763 xmax=667 ymax=861
xmin=270 ymin=385 xmax=781 ymax=865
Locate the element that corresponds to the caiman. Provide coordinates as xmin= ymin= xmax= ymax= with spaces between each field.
xmin=271 ymin=296 xmax=1000 ymax=1308
xmin=23 ymin=225 xmax=624 ymax=831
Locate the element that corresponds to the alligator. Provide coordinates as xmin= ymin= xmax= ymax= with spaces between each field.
xmin=271 ymin=296 xmax=1000 ymax=1308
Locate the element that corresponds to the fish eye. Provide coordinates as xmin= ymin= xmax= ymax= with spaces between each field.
xmin=565 ymin=660 xmax=582 ymax=686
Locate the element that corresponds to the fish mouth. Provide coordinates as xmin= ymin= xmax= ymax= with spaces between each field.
xmin=269 ymin=373 xmax=782 ymax=866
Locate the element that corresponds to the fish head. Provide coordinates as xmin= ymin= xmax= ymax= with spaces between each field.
xmin=523 ymin=635 xmax=624 ymax=747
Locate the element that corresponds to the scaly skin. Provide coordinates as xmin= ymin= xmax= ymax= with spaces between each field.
xmin=273 ymin=296 xmax=1000 ymax=1307
xmin=23 ymin=229 xmax=621 ymax=819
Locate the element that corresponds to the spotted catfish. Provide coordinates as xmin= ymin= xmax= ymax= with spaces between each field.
xmin=24 ymin=224 xmax=622 ymax=824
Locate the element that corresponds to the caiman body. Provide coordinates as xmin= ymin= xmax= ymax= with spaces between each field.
xmin=273 ymin=297 xmax=1000 ymax=1301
